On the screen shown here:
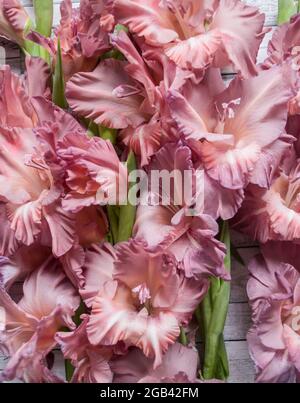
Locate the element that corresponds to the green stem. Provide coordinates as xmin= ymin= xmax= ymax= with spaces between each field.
xmin=200 ymin=221 xmax=231 ymax=380
xmin=107 ymin=206 xmax=120 ymax=245
xmin=117 ymin=151 xmax=137 ymax=243
xmin=278 ymin=0 xmax=299 ymax=24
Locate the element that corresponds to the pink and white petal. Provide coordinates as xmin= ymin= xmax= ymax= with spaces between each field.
xmin=113 ymin=0 xmax=179 ymax=45
xmin=197 ymin=138 xmax=261 ymax=189
xmin=81 ymin=242 xmax=116 ymax=307
xmin=203 ymin=172 xmax=245 ymax=220
xmin=87 ymin=281 xmax=142 ymax=346
xmin=66 ymin=59 xmax=146 ymax=129
xmin=167 ymin=89 xmax=232 ymax=143
xmin=19 ymin=257 xmax=79 ymax=324
xmin=0 ymin=203 xmax=19 ymax=256
xmin=170 ymin=274 xmax=209 ymax=324
xmin=283 ymin=325 xmax=300 ymax=372
xmin=7 ymin=199 xmax=42 ymax=246
xmin=133 ymin=204 xmax=185 ymax=250
xmin=114 ymin=239 xmax=179 ymax=309
xmin=219 ymin=66 xmax=293 ymax=150
xmin=210 ymin=0 xmax=266 ymax=77
xmin=121 ymin=120 xmax=162 ymax=167
xmin=250 ymin=134 xmax=294 ymax=188
xmin=268 ymin=195 xmax=300 ymax=241
xmin=59 ymin=244 xmax=85 ymax=288
xmin=136 ymin=312 xmax=180 ymax=368
xmin=72 ymin=350 xmax=113 ymax=383
xmin=165 ymin=30 xmax=222 ymax=70
xmin=43 ymin=203 xmax=76 ymax=257
xmin=110 ymin=30 xmax=156 ymax=103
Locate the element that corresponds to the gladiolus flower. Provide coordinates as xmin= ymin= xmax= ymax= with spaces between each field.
xmin=0 ymin=258 xmax=79 ymax=382
xmin=112 ymin=0 xmax=266 ymax=76
xmin=247 ymin=243 xmax=300 ymax=383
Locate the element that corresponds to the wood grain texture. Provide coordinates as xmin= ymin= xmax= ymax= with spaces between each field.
xmin=0 ymin=0 xmax=279 ymax=383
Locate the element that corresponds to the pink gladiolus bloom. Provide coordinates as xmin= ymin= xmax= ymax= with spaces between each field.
xmin=232 ymin=158 xmax=300 ymax=243
xmin=112 ymin=0 xmax=266 ymax=76
xmin=0 ymin=258 xmax=79 ymax=382
xmin=56 ymin=316 xmax=113 ymax=383
xmin=58 ymin=131 xmax=128 ymax=212
xmin=133 ymin=141 xmax=228 ymax=280
xmin=28 ymin=0 xmax=112 ymax=80
xmin=0 ymin=67 xmax=108 ymax=284
xmin=111 ymin=342 xmax=199 ymax=383
xmin=167 ymin=66 xmax=293 ymax=218
xmin=66 ymin=30 xmax=189 ymax=166
xmin=84 ymin=240 xmax=208 ymax=368
xmin=247 ymin=243 xmax=300 ymax=383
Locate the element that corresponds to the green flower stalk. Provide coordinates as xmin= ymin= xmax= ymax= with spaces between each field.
xmin=117 ymin=151 xmax=137 ymax=243
xmin=278 ymin=0 xmax=299 ymax=24
xmin=199 ymin=221 xmax=231 ymax=381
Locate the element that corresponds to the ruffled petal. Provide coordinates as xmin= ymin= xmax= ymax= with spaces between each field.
xmin=210 ymin=0 xmax=266 ymax=77
xmin=66 ymin=59 xmax=146 ymax=128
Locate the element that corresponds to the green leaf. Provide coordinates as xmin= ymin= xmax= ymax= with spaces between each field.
xmin=117 ymin=151 xmax=137 ymax=243
xmin=52 ymin=38 xmax=68 ymax=108
xmin=33 ymin=0 xmax=53 ymax=38
xmin=278 ymin=0 xmax=299 ymax=24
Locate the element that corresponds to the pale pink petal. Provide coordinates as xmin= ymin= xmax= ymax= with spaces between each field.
xmin=210 ymin=0 xmax=266 ymax=77
xmin=165 ymin=30 xmax=221 ymax=70
xmin=113 ymin=0 xmax=179 ymax=45
xmin=81 ymin=242 xmax=116 ymax=307
xmin=114 ymin=240 xmax=179 ymax=308
xmin=283 ymin=325 xmax=300 ymax=372
xmin=112 ymin=343 xmax=198 ymax=383
xmin=43 ymin=203 xmax=76 ymax=257
xmin=24 ymin=56 xmax=51 ymax=98
xmin=66 ymin=59 xmax=146 ymax=128
xmin=135 ymin=313 xmax=180 ymax=368
xmin=121 ymin=120 xmax=162 ymax=167
xmin=86 ymin=280 xmax=144 ymax=346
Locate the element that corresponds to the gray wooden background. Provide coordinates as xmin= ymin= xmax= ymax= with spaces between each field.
xmin=0 ymin=0 xmax=280 ymax=383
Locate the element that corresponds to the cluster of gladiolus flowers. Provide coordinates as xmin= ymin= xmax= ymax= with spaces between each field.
xmin=0 ymin=0 xmax=299 ymax=384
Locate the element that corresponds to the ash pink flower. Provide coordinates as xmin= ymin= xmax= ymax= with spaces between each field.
xmin=133 ymin=141 xmax=228 ymax=280
xmin=85 ymin=239 xmax=207 ymax=368
xmin=66 ymin=30 xmax=189 ymax=166
xmin=247 ymin=243 xmax=300 ymax=383
xmin=0 ymin=68 xmax=108 ymax=283
xmin=112 ymin=0 xmax=266 ymax=76
xmin=167 ymin=65 xmax=293 ymax=218
xmin=58 ymin=131 xmax=128 ymax=212
xmin=29 ymin=0 xmax=112 ymax=80
xmin=0 ymin=0 xmax=30 ymax=47
xmin=56 ymin=316 xmax=113 ymax=383
xmin=111 ymin=342 xmax=199 ymax=383
xmin=261 ymin=15 xmax=300 ymax=116
xmin=0 ymin=258 xmax=79 ymax=382
xmin=232 ymin=158 xmax=300 ymax=243
xmin=261 ymin=14 xmax=300 ymax=70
